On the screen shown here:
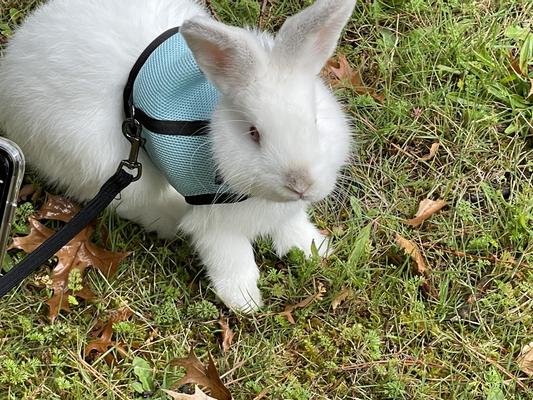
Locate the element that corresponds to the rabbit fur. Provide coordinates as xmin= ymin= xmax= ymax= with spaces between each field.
xmin=0 ymin=0 xmax=355 ymax=311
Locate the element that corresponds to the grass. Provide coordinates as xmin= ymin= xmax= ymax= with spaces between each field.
xmin=1 ymin=0 xmax=532 ymax=399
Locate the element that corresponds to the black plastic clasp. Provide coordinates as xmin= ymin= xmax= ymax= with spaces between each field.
xmin=118 ymin=115 xmax=145 ymax=181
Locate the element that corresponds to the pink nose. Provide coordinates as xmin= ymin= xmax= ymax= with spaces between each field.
xmin=285 ymin=170 xmax=313 ymax=198
xmin=286 ymin=186 xmax=308 ymax=198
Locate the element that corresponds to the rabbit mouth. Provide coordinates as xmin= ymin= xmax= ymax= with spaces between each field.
xmin=264 ymin=190 xmax=312 ymax=203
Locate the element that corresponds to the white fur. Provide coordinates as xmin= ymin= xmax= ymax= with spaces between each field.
xmin=0 ymin=0 xmax=355 ymax=311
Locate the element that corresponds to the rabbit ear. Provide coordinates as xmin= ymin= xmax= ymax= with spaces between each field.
xmin=181 ymin=17 xmax=264 ymax=94
xmin=273 ymin=0 xmax=356 ymax=76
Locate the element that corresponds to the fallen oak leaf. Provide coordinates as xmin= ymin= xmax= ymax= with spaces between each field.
xmin=323 ymin=54 xmax=384 ymax=103
xmin=45 ymin=225 xmax=127 ymax=286
xmin=420 ymin=142 xmax=440 ymax=161
xmin=279 ymin=282 xmax=326 ymax=324
xmin=163 ymin=386 xmax=217 ymax=400
xmin=404 ymin=199 xmax=447 ymax=227
xmin=9 ymin=195 xmax=130 ymax=321
xmin=517 ymin=342 xmax=533 ymax=376
xmin=326 ymin=54 xmax=361 ymax=85
xmin=171 ymin=350 xmax=232 ymax=400
xmin=8 ymin=217 xmax=54 ymax=252
xmin=218 ymin=318 xmax=234 ymax=353
xmin=395 ymin=234 xmax=437 ymax=298
xmin=84 ymin=238 xmax=130 ymax=278
xmin=35 ymin=193 xmax=80 ymax=222
xmin=331 ymin=287 xmax=353 ymax=311
xmin=85 ymin=306 xmax=133 ymax=365
xmin=46 ymin=225 xmax=129 ymax=321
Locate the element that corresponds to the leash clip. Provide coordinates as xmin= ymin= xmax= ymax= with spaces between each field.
xmin=119 ymin=116 xmax=144 ymax=181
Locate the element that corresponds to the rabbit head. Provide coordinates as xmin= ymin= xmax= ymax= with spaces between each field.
xmin=181 ymin=0 xmax=355 ymax=203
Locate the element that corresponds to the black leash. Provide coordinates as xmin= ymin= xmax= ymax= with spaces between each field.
xmin=0 ymin=116 xmax=143 ymax=299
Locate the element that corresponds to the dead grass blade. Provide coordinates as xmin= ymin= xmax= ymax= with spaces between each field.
xmin=218 ymin=318 xmax=234 ymax=353
xmin=420 ymin=142 xmax=440 ymax=161
xmin=517 ymin=342 xmax=533 ymax=376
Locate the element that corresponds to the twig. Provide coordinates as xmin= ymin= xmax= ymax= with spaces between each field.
xmin=420 ymin=243 xmax=530 ymax=269
xmin=448 ymin=331 xmax=527 ymax=390
xmin=390 ymin=142 xmax=417 ymax=160
xmin=252 ymin=387 xmax=271 ymax=400
xmin=204 ymin=0 xmax=220 ymax=21
xmin=258 ymin=0 xmax=270 ymax=29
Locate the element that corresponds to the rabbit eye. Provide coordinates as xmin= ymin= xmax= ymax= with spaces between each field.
xmin=249 ymin=126 xmax=261 ymax=143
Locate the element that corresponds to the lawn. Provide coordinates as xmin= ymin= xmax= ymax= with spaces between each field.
xmin=1 ymin=0 xmax=532 ymax=399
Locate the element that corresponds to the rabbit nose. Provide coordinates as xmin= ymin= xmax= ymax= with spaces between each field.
xmin=285 ymin=170 xmax=313 ymax=198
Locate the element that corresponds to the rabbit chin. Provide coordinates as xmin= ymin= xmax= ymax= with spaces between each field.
xmin=244 ymin=185 xmax=325 ymax=204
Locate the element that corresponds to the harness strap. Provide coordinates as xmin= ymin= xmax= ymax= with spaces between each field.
xmin=0 ymin=169 xmax=134 ymax=298
xmin=123 ymin=27 xmax=181 ymax=119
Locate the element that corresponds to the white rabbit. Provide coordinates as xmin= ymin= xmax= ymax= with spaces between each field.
xmin=0 ymin=0 xmax=355 ymax=311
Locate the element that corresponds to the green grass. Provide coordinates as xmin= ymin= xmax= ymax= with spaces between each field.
xmin=1 ymin=0 xmax=532 ymax=399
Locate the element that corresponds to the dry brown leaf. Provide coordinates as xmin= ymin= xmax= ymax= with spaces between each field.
xmin=47 ymin=227 xmax=128 ymax=320
xmin=279 ymin=282 xmax=326 ymax=324
xmin=8 ymin=218 xmax=54 ymax=252
xmin=85 ymin=306 xmax=133 ymax=365
xmin=331 ymin=288 xmax=353 ymax=311
xmin=326 ymin=54 xmax=363 ymax=86
xmin=396 ymin=234 xmax=428 ymax=276
xmin=318 ymin=228 xmax=330 ymax=237
xmin=9 ymin=195 xmax=131 ymax=321
xmin=510 ymin=54 xmax=532 ymax=98
xmin=420 ymin=142 xmax=440 ymax=161
xmin=396 ymin=234 xmax=436 ymax=297
xmin=35 ymin=193 xmax=80 ymax=222
xmin=47 ymin=286 xmax=96 ymax=320
xmin=218 ymin=318 xmax=234 ymax=353
xmin=171 ymin=350 xmax=232 ymax=400
xmin=517 ymin=342 xmax=533 ymax=376
xmin=510 ymin=55 xmax=523 ymax=76
xmin=405 ymin=199 xmax=447 ymax=227
xmin=323 ymin=54 xmax=384 ymax=103
xmin=163 ymin=386 xmax=218 ymax=400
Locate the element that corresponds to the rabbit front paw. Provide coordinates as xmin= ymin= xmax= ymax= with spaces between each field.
xmin=273 ymin=219 xmax=332 ymax=258
xmin=213 ymin=273 xmax=263 ymax=313
xmin=192 ymin=234 xmax=263 ymax=313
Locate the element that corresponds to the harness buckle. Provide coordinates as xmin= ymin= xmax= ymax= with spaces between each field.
xmin=118 ymin=117 xmax=145 ymax=181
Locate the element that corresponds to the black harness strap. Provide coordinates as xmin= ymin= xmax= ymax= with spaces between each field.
xmin=0 ymin=169 xmax=134 ymax=298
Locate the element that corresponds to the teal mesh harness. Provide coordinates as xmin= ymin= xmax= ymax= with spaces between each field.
xmin=123 ymin=27 xmax=244 ymax=205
